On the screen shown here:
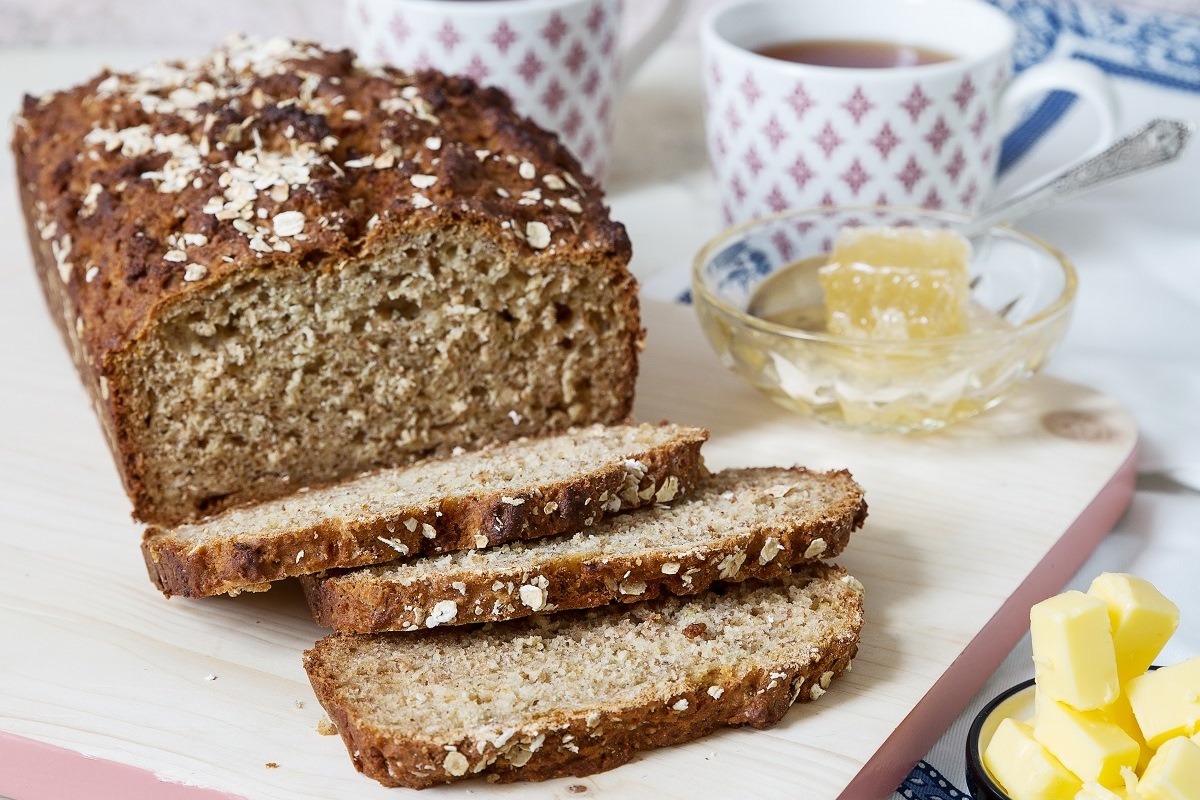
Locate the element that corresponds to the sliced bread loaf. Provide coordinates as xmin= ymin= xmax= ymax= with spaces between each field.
xmin=142 ymin=423 xmax=707 ymax=598
xmin=15 ymin=37 xmax=640 ymax=526
xmin=301 ymin=467 xmax=866 ymax=633
xmin=303 ymin=564 xmax=865 ymax=788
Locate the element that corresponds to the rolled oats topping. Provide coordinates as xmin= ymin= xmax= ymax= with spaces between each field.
xmin=525 ymin=221 xmax=552 ymax=250
xmin=272 ymin=211 xmax=305 ymax=237
xmin=426 ymin=599 xmax=459 ymax=628
xmin=183 ymin=263 xmax=209 ymax=282
xmin=14 ymin=34 xmax=627 ymax=358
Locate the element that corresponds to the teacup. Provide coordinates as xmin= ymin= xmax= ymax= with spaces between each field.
xmin=702 ymin=0 xmax=1120 ymax=224
xmin=348 ymin=0 xmax=686 ymax=181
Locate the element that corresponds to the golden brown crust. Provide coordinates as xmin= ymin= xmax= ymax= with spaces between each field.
xmin=314 ymin=652 xmax=859 ymax=789
xmin=141 ymin=428 xmax=707 ymax=598
xmin=301 ymin=468 xmax=868 ymax=633
xmin=12 ymin=36 xmax=637 ymax=524
xmin=302 ymin=565 xmax=864 ymax=789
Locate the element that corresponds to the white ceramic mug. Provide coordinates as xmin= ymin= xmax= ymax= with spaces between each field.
xmin=348 ymin=0 xmax=686 ymax=180
xmin=702 ymin=0 xmax=1120 ymax=224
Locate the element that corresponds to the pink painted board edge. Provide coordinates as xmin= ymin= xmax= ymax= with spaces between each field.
xmin=0 ymin=730 xmax=249 ymax=800
xmin=838 ymin=443 xmax=1140 ymax=799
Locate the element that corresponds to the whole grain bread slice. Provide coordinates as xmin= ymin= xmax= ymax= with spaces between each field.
xmin=301 ymin=467 xmax=866 ymax=633
xmin=303 ymin=564 xmax=865 ymax=789
xmin=142 ymin=423 xmax=707 ymax=598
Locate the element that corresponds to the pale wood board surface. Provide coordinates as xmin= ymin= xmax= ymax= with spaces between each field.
xmin=0 ymin=44 xmax=1137 ymax=800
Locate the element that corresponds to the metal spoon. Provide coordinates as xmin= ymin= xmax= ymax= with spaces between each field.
xmin=961 ymin=117 xmax=1193 ymax=239
xmin=964 ymin=118 xmax=1192 ymax=319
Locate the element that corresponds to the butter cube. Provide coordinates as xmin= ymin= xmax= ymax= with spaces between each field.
xmin=1032 ymin=591 xmax=1121 ymax=710
xmin=1126 ymin=657 xmax=1200 ymax=749
xmin=1138 ymin=736 xmax=1200 ymax=800
xmin=1076 ymin=782 xmax=1129 ymax=800
xmin=1088 ymin=573 xmax=1180 ymax=683
xmin=1098 ymin=692 xmax=1154 ymax=773
xmin=985 ymin=718 xmax=1083 ymax=800
xmin=1035 ymin=697 xmax=1139 ymax=786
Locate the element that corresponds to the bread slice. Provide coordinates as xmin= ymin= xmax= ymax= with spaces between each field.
xmin=15 ymin=36 xmax=640 ymax=526
xmin=303 ymin=564 xmax=865 ymax=788
xmin=141 ymin=423 xmax=707 ymax=598
xmin=301 ymin=467 xmax=866 ymax=633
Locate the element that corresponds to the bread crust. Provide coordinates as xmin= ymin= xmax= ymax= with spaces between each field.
xmin=302 ymin=565 xmax=864 ymax=789
xmin=301 ymin=467 xmax=867 ymax=633
xmin=141 ymin=426 xmax=708 ymax=598
xmin=12 ymin=36 xmax=639 ymax=525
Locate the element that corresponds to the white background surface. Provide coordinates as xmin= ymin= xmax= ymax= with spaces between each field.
xmin=0 ymin=21 xmax=1197 ymax=800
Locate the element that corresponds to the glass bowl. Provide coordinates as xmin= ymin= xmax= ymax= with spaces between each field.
xmin=691 ymin=206 xmax=1078 ymax=434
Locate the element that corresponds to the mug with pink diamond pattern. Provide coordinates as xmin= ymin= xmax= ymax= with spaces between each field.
xmin=702 ymin=0 xmax=1120 ymax=225
xmin=348 ymin=0 xmax=685 ymax=181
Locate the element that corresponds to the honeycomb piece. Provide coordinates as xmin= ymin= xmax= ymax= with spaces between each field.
xmin=819 ymin=226 xmax=972 ymax=340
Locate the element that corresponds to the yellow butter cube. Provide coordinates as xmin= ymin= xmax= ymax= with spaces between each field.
xmin=1126 ymin=657 xmax=1200 ymax=749
xmin=818 ymin=226 xmax=972 ymax=340
xmin=1035 ymin=697 xmax=1139 ymax=786
xmin=986 ymin=718 xmax=1083 ymax=800
xmin=1098 ymin=692 xmax=1154 ymax=773
xmin=1088 ymin=573 xmax=1180 ymax=684
xmin=1076 ymin=782 xmax=1128 ymax=800
xmin=1032 ymin=591 xmax=1121 ymax=711
xmin=1138 ymin=736 xmax=1200 ymax=800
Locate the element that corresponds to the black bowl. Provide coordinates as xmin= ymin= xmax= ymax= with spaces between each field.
xmin=964 ymin=677 xmax=1037 ymax=800
xmin=966 ymin=666 xmax=1162 ymax=799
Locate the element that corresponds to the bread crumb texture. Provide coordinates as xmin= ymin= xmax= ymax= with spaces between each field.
xmin=141 ymin=423 xmax=707 ymax=597
xmin=13 ymin=35 xmax=638 ymax=525
xmin=303 ymin=565 xmax=864 ymax=788
xmin=303 ymin=466 xmax=867 ymax=633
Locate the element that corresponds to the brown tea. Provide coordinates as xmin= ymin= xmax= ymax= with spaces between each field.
xmin=756 ymin=39 xmax=955 ymax=69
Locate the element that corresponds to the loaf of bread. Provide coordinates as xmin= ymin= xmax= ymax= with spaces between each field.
xmin=142 ymin=423 xmax=707 ymax=598
xmin=12 ymin=35 xmax=640 ymax=525
xmin=302 ymin=466 xmax=866 ymax=632
xmin=303 ymin=564 xmax=864 ymax=788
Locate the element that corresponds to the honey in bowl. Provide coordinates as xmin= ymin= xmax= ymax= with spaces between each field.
xmin=692 ymin=208 xmax=1076 ymax=434
xmin=748 ymin=227 xmax=1012 ymax=340
xmin=743 ymin=226 xmax=1020 ymax=431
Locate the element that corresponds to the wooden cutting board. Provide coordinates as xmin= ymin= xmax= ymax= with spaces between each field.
xmin=0 ymin=295 xmax=1135 ymax=800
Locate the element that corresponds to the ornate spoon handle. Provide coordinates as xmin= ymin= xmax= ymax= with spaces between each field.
xmin=963 ymin=118 xmax=1194 ymax=238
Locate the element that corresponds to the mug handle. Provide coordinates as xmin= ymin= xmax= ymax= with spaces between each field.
xmin=997 ymin=59 xmax=1120 ymax=159
xmin=618 ymin=0 xmax=688 ymax=90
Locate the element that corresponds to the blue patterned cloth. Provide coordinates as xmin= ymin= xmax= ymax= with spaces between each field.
xmin=900 ymin=762 xmax=974 ymax=800
xmin=996 ymin=0 xmax=1200 ymax=171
